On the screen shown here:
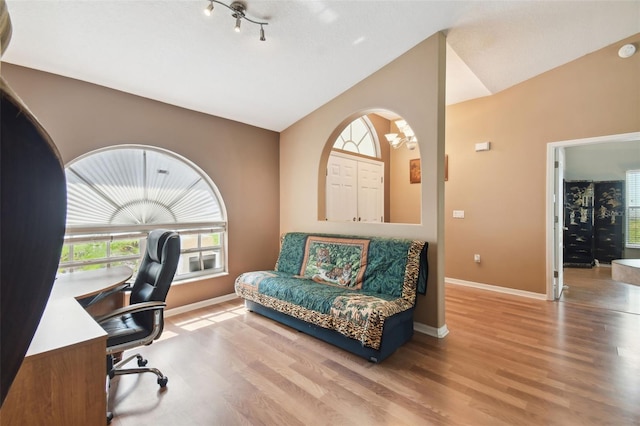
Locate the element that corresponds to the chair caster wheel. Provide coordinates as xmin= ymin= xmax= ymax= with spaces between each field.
xmin=137 ymin=357 xmax=148 ymax=367
xmin=107 ymin=411 xmax=113 ymax=424
xmin=158 ymin=376 xmax=168 ymax=387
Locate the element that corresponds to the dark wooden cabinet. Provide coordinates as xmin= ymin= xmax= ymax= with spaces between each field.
xmin=593 ymin=181 xmax=625 ymax=264
xmin=564 ymin=181 xmax=595 ymax=267
xmin=564 ymin=180 xmax=624 ymax=267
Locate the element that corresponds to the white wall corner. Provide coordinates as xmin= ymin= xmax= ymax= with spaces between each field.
xmin=414 ymin=321 xmax=449 ymax=338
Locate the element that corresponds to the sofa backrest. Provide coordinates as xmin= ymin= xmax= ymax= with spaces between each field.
xmin=275 ymin=232 xmax=428 ymax=302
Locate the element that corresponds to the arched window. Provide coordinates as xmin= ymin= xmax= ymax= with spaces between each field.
xmin=60 ymin=145 xmax=227 ymax=280
xmin=332 ymin=116 xmax=379 ymax=158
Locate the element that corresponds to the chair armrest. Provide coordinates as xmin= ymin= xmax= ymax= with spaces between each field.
xmin=95 ymin=301 xmax=166 ymax=324
xmin=118 ymin=282 xmax=133 ymax=292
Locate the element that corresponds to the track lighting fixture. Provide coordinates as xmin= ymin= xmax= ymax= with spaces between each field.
xmin=204 ymin=0 xmax=269 ymax=41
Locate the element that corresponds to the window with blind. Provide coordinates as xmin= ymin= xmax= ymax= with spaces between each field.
xmin=626 ymin=170 xmax=640 ymax=247
xmin=59 ymin=145 xmax=228 ymax=281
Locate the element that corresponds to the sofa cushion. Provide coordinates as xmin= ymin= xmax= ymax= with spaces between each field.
xmin=274 ymin=233 xmax=308 ymax=274
xmin=235 ymin=270 xmax=410 ymax=349
xmin=299 ymin=235 xmax=370 ymax=290
xmin=275 ymin=232 xmax=427 ymax=298
xmin=236 ymin=270 xmax=395 ymax=313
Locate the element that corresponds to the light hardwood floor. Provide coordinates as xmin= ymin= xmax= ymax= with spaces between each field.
xmin=561 ymin=266 xmax=640 ymax=315
xmin=109 ymin=274 xmax=640 ymax=425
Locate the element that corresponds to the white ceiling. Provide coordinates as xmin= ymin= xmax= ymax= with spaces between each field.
xmin=2 ymin=1 xmax=639 ymax=132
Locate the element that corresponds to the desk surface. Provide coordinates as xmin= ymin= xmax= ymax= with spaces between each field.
xmin=53 ymin=265 xmax=133 ymax=299
xmin=26 ymin=266 xmax=133 ymax=358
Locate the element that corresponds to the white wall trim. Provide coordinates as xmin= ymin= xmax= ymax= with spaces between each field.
xmin=414 ymin=321 xmax=449 ymax=338
xmin=446 ymin=277 xmax=547 ymax=300
xmin=165 ymin=293 xmax=239 ymax=317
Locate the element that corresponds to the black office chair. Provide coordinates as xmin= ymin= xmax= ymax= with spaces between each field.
xmin=95 ymin=229 xmax=180 ymax=419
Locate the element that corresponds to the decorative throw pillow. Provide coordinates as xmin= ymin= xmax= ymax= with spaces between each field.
xmin=299 ymin=236 xmax=369 ymax=289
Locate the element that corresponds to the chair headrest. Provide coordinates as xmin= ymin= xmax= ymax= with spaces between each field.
xmin=147 ymin=229 xmax=175 ymax=263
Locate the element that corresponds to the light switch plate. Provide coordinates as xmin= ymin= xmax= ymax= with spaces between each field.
xmin=475 ymin=141 xmax=491 ymax=151
xmin=453 ymin=210 xmax=465 ymax=218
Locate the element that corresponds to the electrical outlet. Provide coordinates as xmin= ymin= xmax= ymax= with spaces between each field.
xmin=474 ymin=254 xmax=481 ymax=263
xmin=453 ymin=210 xmax=465 ymax=218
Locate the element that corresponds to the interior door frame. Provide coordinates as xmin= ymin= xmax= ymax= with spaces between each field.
xmin=553 ymin=146 xmax=565 ymax=300
xmin=545 ymin=131 xmax=640 ymax=300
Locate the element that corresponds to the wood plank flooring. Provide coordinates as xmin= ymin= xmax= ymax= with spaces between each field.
xmin=109 ymin=277 xmax=640 ymax=425
xmin=561 ymin=266 xmax=640 ymax=315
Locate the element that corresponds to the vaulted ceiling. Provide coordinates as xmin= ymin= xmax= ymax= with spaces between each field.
xmin=3 ymin=1 xmax=639 ymax=131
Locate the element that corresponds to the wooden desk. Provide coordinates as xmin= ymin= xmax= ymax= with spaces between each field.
xmin=53 ymin=265 xmax=133 ymax=299
xmin=0 ymin=266 xmax=132 ymax=426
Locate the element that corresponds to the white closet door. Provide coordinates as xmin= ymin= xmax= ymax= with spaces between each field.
xmin=357 ymin=161 xmax=383 ymax=222
xmin=326 ymin=154 xmax=358 ymax=221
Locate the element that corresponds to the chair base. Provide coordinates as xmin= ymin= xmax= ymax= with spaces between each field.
xmin=106 ymin=353 xmax=168 ymax=423
xmin=108 ymin=353 xmax=168 ymax=386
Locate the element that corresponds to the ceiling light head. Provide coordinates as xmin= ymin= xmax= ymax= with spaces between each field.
xmin=234 ymin=16 xmax=241 ymax=32
xmin=204 ymin=1 xmax=214 ymax=16
xmin=385 ymin=133 xmax=398 ymax=143
xmin=260 ymin=24 xmax=265 ymax=41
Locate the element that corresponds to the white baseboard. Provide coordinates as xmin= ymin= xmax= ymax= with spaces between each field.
xmin=165 ymin=293 xmax=239 ymax=317
xmin=445 ymin=277 xmax=547 ymax=300
xmin=414 ymin=321 xmax=449 ymax=338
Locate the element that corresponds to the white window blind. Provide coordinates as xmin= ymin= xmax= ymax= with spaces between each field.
xmin=61 ymin=145 xmax=228 ymax=280
xmin=66 ymin=146 xmax=224 ymax=227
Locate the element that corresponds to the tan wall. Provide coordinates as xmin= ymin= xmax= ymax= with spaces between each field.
xmin=367 ymin=113 xmax=392 ymax=221
xmin=369 ymin=113 xmax=422 ymax=224
xmin=445 ymin=33 xmax=640 ymax=294
xmin=1 ymin=64 xmax=281 ymax=309
xmin=280 ymin=33 xmax=446 ymax=328
xmin=390 ymin=142 xmax=422 ymax=224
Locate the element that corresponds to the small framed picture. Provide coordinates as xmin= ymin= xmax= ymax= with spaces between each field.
xmin=410 ymin=159 xmax=421 ymax=184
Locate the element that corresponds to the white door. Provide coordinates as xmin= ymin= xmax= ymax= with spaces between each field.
xmin=327 ymin=152 xmax=384 ymax=222
xmin=554 ymin=147 xmax=566 ymax=299
xmin=357 ymin=161 xmax=384 ymax=222
xmin=326 ymin=154 xmax=358 ymax=221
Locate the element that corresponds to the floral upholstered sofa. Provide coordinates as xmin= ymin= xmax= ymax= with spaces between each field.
xmin=235 ymin=232 xmax=428 ymax=362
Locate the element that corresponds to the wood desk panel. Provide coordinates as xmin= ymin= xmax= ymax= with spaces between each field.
xmin=0 ymin=335 xmax=105 ymax=425
xmin=0 ymin=267 xmax=132 ymax=425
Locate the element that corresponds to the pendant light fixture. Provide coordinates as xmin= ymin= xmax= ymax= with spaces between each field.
xmin=203 ymin=0 xmax=269 ymax=41
xmin=385 ymin=120 xmax=418 ymax=150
